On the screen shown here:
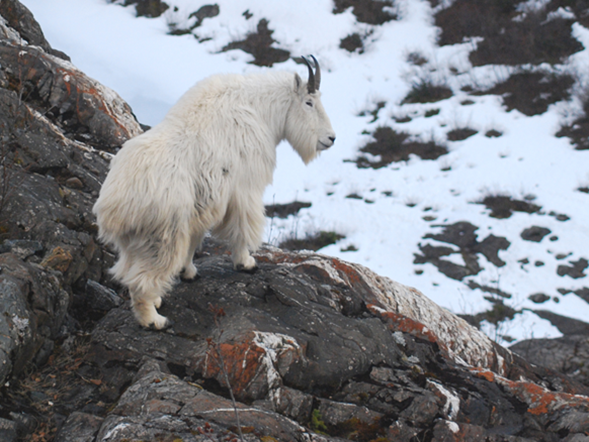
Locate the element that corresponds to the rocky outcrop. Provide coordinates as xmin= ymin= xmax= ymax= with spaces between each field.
xmin=77 ymin=243 xmax=589 ymax=442
xmin=0 ymin=0 xmax=140 ymax=395
xmin=2 ymin=2 xmax=589 ymax=442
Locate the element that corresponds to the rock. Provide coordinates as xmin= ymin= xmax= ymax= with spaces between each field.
xmin=85 ymin=279 xmax=123 ymax=312
xmin=0 ymin=0 xmax=138 ymax=394
xmin=0 ymin=18 xmax=141 ymax=151
xmin=82 ymin=242 xmax=589 ymax=441
xmin=65 ymin=177 xmax=84 ymax=189
xmin=511 ymin=334 xmax=589 ymax=387
xmin=54 ymin=412 xmax=104 ymax=442
xmin=0 ymin=239 xmax=43 ymax=259
xmin=432 ymin=419 xmax=486 ymax=441
xmin=0 ymin=417 xmax=18 ymax=442
xmin=0 ymin=0 xmax=67 ymax=59
xmin=0 ymin=253 xmax=68 ymax=385
xmin=94 ymin=362 xmax=327 ymax=442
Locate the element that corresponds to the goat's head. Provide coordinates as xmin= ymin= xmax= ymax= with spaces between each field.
xmin=286 ymin=55 xmax=336 ymax=164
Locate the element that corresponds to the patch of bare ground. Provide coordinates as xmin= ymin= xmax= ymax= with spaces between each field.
xmin=221 ymin=18 xmax=290 ymax=66
xmin=432 ymin=0 xmax=583 ymax=66
xmin=333 ymin=0 xmax=397 ymax=25
xmin=414 ymin=221 xmax=510 ymax=281
xmin=478 ymin=195 xmax=541 ymax=219
xmin=485 ymin=129 xmax=503 ymax=138
xmin=402 ymin=79 xmax=453 ymax=104
xmin=110 ymin=0 xmax=169 ymax=18
xmin=168 ymin=4 xmax=220 ymax=35
xmin=358 ymin=101 xmax=386 ymax=123
xmin=447 ymin=127 xmax=478 ymax=141
xmin=279 ymin=230 xmax=345 ymax=252
xmin=340 ymin=33 xmax=365 ymax=53
xmin=557 ymin=100 xmax=589 ymax=150
xmin=265 ymin=201 xmax=311 ymax=219
xmin=476 ymin=71 xmax=574 ymax=116
xmin=353 ymin=126 xmax=448 ymax=169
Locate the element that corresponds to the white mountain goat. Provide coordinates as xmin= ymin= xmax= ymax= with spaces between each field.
xmin=93 ymin=56 xmax=335 ymax=329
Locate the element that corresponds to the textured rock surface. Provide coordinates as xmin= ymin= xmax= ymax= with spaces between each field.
xmin=80 ymin=242 xmax=589 ymax=442
xmin=0 ymin=0 xmax=140 ymax=389
xmin=2 ymin=3 xmax=589 ymax=442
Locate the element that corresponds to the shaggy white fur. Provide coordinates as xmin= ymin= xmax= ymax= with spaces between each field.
xmin=93 ymin=63 xmax=335 ymax=329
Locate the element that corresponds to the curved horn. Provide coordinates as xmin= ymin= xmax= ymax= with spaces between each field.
xmin=301 ymin=56 xmax=315 ymax=93
xmin=310 ymin=55 xmax=321 ymax=91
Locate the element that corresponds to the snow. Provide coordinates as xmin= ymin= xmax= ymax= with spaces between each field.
xmin=23 ymin=0 xmax=589 ymax=346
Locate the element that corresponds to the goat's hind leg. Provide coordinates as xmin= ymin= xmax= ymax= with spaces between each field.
xmin=124 ymin=243 xmax=180 ymax=329
xmin=129 ymin=281 xmax=170 ymax=330
xmin=181 ymin=230 xmax=204 ymax=281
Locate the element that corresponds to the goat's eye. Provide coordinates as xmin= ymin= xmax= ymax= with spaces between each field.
xmin=306 ymin=100 xmax=313 ymax=107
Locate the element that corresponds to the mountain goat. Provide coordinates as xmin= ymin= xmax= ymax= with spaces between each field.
xmin=93 ymin=56 xmax=335 ymax=329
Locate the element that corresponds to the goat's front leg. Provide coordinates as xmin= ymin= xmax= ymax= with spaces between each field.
xmin=231 ymin=243 xmax=257 ymax=272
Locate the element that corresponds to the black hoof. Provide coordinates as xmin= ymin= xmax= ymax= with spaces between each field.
xmin=144 ymin=318 xmax=174 ymax=332
xmin=181 ymin=273 xmax=201 ymax=282
xmin=235 ymin=264 xmax=258 ymax=274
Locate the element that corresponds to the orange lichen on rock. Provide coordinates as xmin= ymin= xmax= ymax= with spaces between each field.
xmin=367 ymin=304 xmax=440 ymax=345
xmin=470 ymin=366 xmax=589 ymax=416
xmin=500 ymin=377 xmax=589 ymax=416
xmin=470 ymin=367 xmax=495 ymax=382
xmin=203 ymin=339 xmax=267 ymax=398
xmin=330 ymin=257 xmax=362 ymax=284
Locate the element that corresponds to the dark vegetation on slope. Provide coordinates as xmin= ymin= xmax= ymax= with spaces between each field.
xmin=474 ymin=71 xmax=575 ymax=116
xmin=414 ymin=221 xmax=510 ymax=281
xmin=354 ymin=126 xmax=448 ymax=168
xmin=332 ymin=0 xmax=397 ymax=25
xmin=557 ymin=97 xmax=589 ymax=150
xmin=430 ymin=0 xmax=584 ymax=66
xmin=446 ymin=127 xmax=478 ymax=141
xmin=279 ymin=230 xmax=345 ymax=252
xmin=401 ymin=79 xmax=453 ymax=104
xmin=222 ymin=18 xmax=291 ymax=67
xmin=478 ymin=195 xmax=542 ymax=219
xmin=112 ymin=0 xmax=170 ymax=18
xmin=265 ymin=201 xmax=312 ymax=219
xmin=168 ymin=4 xmax=220 ymax=36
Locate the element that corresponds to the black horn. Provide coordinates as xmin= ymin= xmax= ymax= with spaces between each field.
xmin=301 ymin=55 xmax=321 ymax=93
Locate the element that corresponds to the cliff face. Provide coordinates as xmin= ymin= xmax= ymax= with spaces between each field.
xmin=1 ymin=2 xmax=589 ymax=442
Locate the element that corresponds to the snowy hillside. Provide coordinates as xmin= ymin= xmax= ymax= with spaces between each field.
xmin=23 ymin=0 xmax=589 ymax=345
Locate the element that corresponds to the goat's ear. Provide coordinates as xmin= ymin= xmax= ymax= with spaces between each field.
xmin=294 ymin=73 xmax=305 ymax=95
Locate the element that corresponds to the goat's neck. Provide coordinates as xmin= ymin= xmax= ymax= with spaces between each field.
xmin=250 ymin=77 xmax=294 ymax=147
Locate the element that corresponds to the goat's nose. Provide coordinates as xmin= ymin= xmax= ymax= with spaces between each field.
xmin=329 ymin=136 xmax=336 ymax=143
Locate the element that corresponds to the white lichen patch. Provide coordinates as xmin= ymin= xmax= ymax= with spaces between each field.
xmin=428 ymin=380 xmax=461 ymax=420
xmin=12 ymin=315 xmax=30 ymax=340
xmin=253 ymin=331 xmax=301 ymax=391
